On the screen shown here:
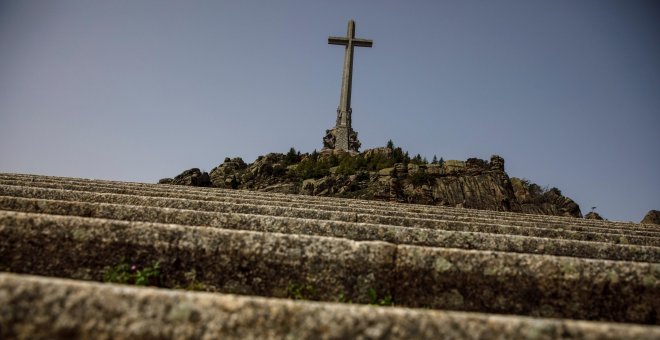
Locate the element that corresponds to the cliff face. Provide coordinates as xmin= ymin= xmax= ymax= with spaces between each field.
xmin=160 ymin=148 xmax=582 ymax=218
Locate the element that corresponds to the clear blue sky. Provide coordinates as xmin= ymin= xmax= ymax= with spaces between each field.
xmin=1 ymin=1 xmax=658 ymax=222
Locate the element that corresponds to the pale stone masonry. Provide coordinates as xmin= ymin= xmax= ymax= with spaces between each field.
xmin=323 ymin=20 xmax=372 ymax=152
xmin=0 ymin=173 xmax=659 ymax=338
xmin=4 ymin=273 xmax=659 ymax=339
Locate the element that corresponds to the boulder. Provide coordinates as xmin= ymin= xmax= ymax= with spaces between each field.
xmin=490 ymin=155 xmax=505 ymax=171
xmin=378 ymin=167 xmax=394 ymax=176
xmin=427 ymin=164 xmax=443 ymax=175
xmin=393 ymin=163 xmax=407 ymax=176
xmin=169 ymin=168 xmax=210 ymax=187
xmin=465 ymin=158 xmax=488 ymax=175
xmin=362 ymin=147 xmax=392 ymax=159
xmin=158 ymin=178 xmax=174 ymax=184
xmin=585 ymin=212 xmax=604 ymax=220
xmin=443 ymin=160 xmax=465 ymax=175
xmin=209 ymin=157 xmax=248 ymax=187
xmin=407 ymin=163 xmax=421 ymax=175
xmin=641 ymin=210 xmax=660 ymax=225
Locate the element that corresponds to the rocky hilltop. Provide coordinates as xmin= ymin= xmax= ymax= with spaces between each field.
xmin=160 ymin=146 xmax=582 ymax=217
xmin=641 ymin=210 xmax=660 ymax=225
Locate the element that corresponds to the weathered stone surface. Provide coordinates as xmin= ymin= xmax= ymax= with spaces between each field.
xmin=3 ymin=273 xmax=659 ymax=340
xmin=443 ymin=160 xmax=466 ymax=174
xmin=394 ymin=246 xmax=660 ymax=324
xmin=2 ymin=175 xmax=659 ymax=240
xmin=0 ymin=211 xmax=394 ymax=303
xmin=0 ymin=173 xmax=653 ymax=233
xmin=357 ymin=214 xmax=660 ymax=247
xmin=1 ymin=172 xmax=660 ymax=336
xmin=2 ymin=197 xmax=657 ymax=262
xmin=3 ymin=183 xmax=658 ymax=246
xmin=0 ymin=184 xmax=358 ymax=222
xmin=1 ymin=211 xmax=658 ymax=323
xmin=642 ymin=210 xmax=660 ymax=225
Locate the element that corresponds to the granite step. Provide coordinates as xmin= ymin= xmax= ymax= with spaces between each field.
xmin=2 ymin=177 xmax=658 ymax=239
xmin=2 ymin=195 xmax=656 ymax=262
xmin=2 ymin=173 xmax=653 ymax=235
xmin=1 ymin=211 xmax=658 ymax=324
xmin=1 ymin=182 xmax=658 ymax=249
xmin=2 ymin=184 xmax=659 ymax=247
xmin=3 ymin=273 xmax=659 ymax=340
xmin=1 ymin=173 xmax=655 ymax=233
xmin=0 ymin=183 xmax=357 ymax=221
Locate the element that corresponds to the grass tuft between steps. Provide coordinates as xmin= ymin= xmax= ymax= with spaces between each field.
xmin=102 ymin=258 xmax=161 ymax=287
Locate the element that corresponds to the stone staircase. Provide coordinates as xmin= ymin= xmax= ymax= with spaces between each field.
xmin=0 ymin=172 xmax=658 ymax=339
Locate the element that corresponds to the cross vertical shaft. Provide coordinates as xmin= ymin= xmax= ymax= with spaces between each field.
xmin=338 ymin=21 xmax=355 ymax=126
xmin=324 ymin=20 xmax=372 ymax=151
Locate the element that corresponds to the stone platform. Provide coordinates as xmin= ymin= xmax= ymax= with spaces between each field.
xmin=0 ymin=173 xmax=658 ymax=338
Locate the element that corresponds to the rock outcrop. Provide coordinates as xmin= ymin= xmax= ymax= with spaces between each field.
xmin=585 ymin=211 xmax=604 ymax=220
xmin=159 ymin=168 xmax=211 ymax=187
xmin=509 ymin=179 xmax=582 ymax=217
xmin=641 ymin=210 xmax=660 ymax=225
xmin=163 ymin=149 xmax=582 ymax=218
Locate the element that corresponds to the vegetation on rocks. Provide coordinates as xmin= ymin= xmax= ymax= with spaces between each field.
xmin=160 ymin=141 xmax=583 ymax=218
xmin=287 ymin=281 xmax=317 ymax=301
xmin=368 ymin=288 xmax=394 ymax=306
xmin=103 ymin=259 xmax=161 ymax=287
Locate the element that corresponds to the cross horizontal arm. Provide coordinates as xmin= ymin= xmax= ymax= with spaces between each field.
xmin=328 ymin=37 xmax=373 ymax=47
xmin=352 ymin=39 xmax=373 ymax=47
xmin=328 ymin=37 xmax=349 ymax=45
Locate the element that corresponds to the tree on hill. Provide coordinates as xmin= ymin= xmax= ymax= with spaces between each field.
xmin=386 ymin=139 xmax=394 ymax=149
xmin=392 ymin=147 xmax=405 ymax=163
xmin=284 ymin=147 xmax=299 ymax=165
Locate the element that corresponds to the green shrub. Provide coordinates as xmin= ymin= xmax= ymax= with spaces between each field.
xmin=364 ymin=152 xmax=394 ymax=171
xmin=281 ymin=144 xmax=438 ymax=182
xmin=272 ymin=165 xmax=287 ymax=177
xmin=355 ymin=171 xmax=370 ymax=181
xmin=410 ymin=171 xmax=431 ymax=186
xmin=291 ymin=158 xmax=331 ymax=179
xmin=334 ymin=154 xmax=368 ymax=176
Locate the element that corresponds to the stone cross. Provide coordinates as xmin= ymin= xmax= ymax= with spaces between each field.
xmin=323 ymin=20 xmax=372 ymax=152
